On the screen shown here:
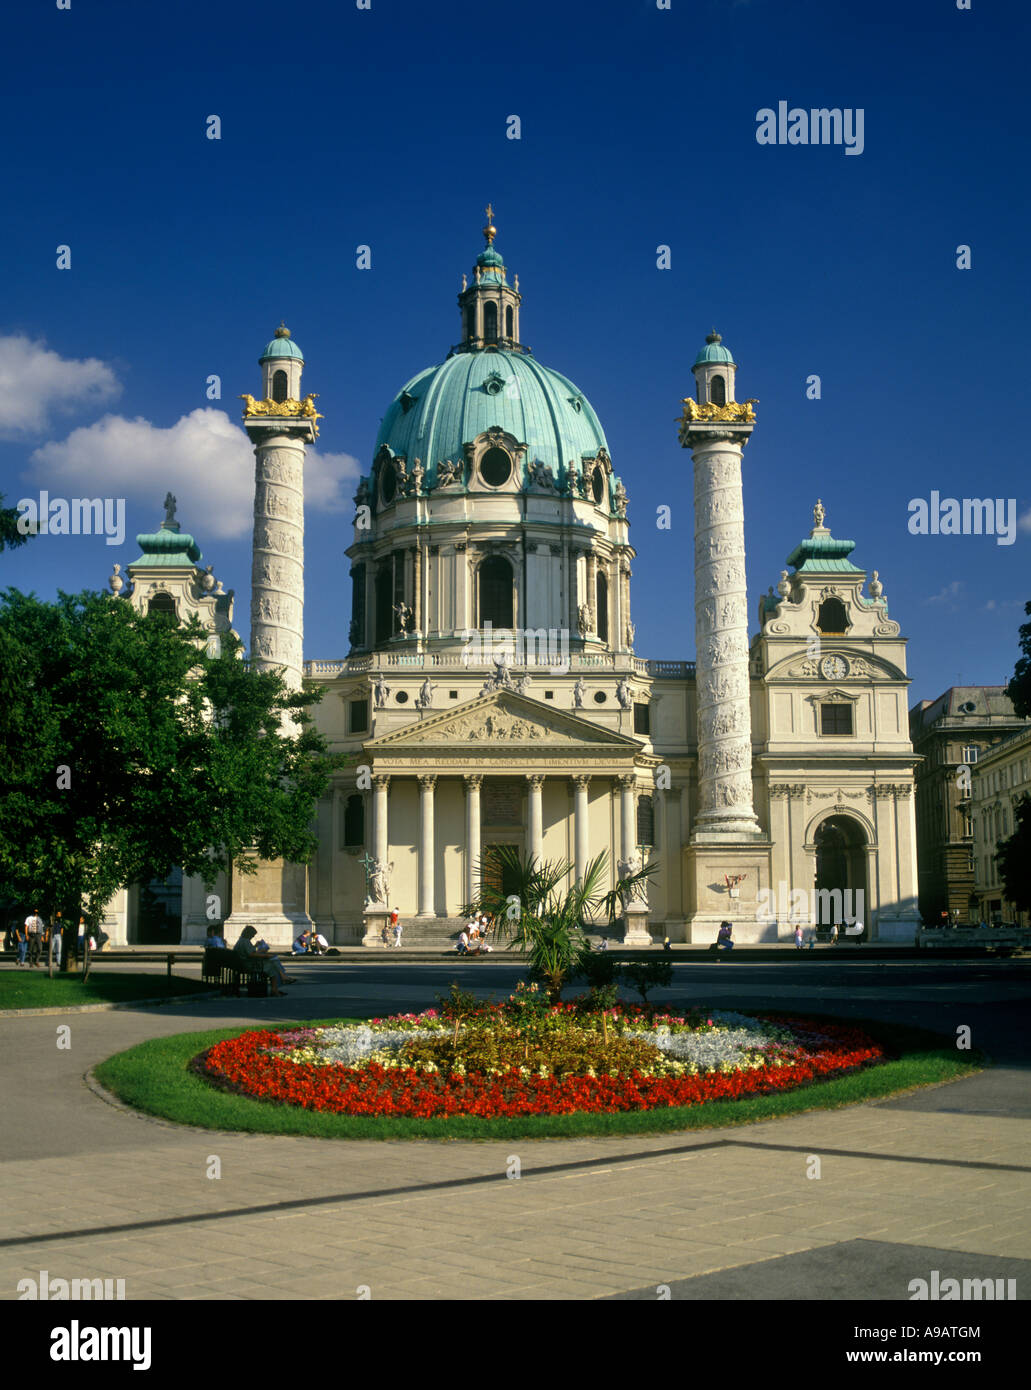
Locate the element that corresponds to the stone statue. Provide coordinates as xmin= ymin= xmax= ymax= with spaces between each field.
xmin=480 ymin=658 xmax=515 ymax=695
xmin=813 ymin=498 xmax=826 ymax=528
xmin=415 ymin=678 xmax=434 ymax=710
xmin=573 ymin=677 xmax=586 ymax=709
xmin=436 ymin=459 xmax=460 ymax=487
xmin=577 ymin=603 xmax=591 ymax=639
xmin=365 ymin=857 xmax=392 ymax=908
xmin=373 ymin=675 xmax=390 ymax=709
xmin=410 ymin=459 xmax=425 ymax=495
xmin=869 ymin=570 xmax=884 ymax=600
xmin=565 ymin=463 xmax=581 ymax=497
xmin=393 ymin=601 xmax=412 ymax=634
xmin=163 ymin=492 xmax=177 ymax=525
xmin=529 ymin=459 xmax=555 ymax=490
xmin=626 ymin=620 xmax=635 ymax=648
xmin=616 ymin=677 xmax=633 ymax=711
xmin=513 ymin=674 xmax=530 ymax=695
xmin=613 ymin=480 xmax=628 ymax=517
xmin=354 ymin=478 xmax=370 ymax=507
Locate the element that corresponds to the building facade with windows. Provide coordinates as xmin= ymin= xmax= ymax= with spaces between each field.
xmin=909 ymin=687 xmax=1027 ymax=924
xmin=101 ymin=217 xmax=921 ymax=944
xmin=970 ymin=725 xmax=1031 ymax=924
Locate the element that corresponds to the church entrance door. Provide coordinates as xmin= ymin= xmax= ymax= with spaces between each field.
xmin=482 ymin=844 xmax=523 ymax=901
xmin=813 ymin=815 xmax=867 ymax=928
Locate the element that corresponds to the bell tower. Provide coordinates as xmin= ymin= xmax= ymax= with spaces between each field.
xmin=456 ymin=205 xmax=524 ymax=351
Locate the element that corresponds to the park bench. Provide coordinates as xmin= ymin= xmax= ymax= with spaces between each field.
xmin=201 ymin=947 xmax=270 ymax=997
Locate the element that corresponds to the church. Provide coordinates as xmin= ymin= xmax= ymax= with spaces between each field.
xmin=102 ymin=212 xmax=920 ymax=947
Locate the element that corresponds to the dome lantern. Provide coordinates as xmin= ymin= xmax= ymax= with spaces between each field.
xmin=259 ymin=321 xmax=305 ymax=402
xmin=457 ymin=205 xmax=524 ymax=352
xmin=691 ymin=329 xmax=738 ymax=406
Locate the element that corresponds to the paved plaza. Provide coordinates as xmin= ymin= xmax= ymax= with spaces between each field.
xmin=2 ymin=959 xmax=1029 ymax=1301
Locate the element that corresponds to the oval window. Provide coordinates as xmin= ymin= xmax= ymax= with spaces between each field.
xmin=480 ymin=446 xmax=512 ymax=487
xmin=591 ymin=468 xmax=605 ymax=505
xmin=381 ymin=462 xmax=397 ymax=505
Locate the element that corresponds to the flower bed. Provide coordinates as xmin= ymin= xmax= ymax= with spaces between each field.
xmin=195 ymin=991 xmax=886 ymax=1119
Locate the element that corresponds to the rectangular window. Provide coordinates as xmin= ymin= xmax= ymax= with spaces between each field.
xmin=963 ymin=744 xmax=979 ymax=764
xmin=820 ymin=703 xmax=853 ymax=736
xmin=633 ymin=702 xmax=650 ymax=735
xmin=349 ymin=698 xmax=369 ymax=734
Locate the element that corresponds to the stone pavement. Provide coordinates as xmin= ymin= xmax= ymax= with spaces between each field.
xmin=1 ymin=960 xmax=1029 ymax=1301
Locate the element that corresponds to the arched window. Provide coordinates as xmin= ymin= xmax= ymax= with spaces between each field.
xmin=710 ymin=374 xmax=726 ymax=406
xmin=147 ymin=592 xmax=177 ymax=620
xmin=375 ymin=563 xmax=394 ymax=645
xmin=465 ymin=305 xmax=476 ymax=340
xmin=272 ymin=369 xmax=288 ymax=403
xmin=816 ymin=597 xmax=849 ymax=634
xmin=595 ymin=572 xmax=609 ymax=643
xmin=484 ymin=302 xmax=498 ymax=342
xmin=343 ymin=794 xmax=365 ymax=848
xmin=479 ymin=555 xmax=513 ymax=629
xmin=505 ymin=305 xmax=514 ymax=339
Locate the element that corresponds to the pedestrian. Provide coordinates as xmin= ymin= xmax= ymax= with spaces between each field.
xmin=15 ymin=917 xmax=29 ymax=966
xmin=829 ymin=922 xmax=839 ymax=945
xmin=49 ymin=914 xmax=64 ymax=968
xmin=794 ymin=924 xmax=804 ymax=950
xmin=663 ymin=937 xmax=672 ymax=952
xmin=715 ymin=920 xmax=734 ymax=959
xmin=393 ymin=917 xmax=403 ymax=948
xmin=24 ymin=908 xmax=44 ymax=967
xmin=206 ymin=923 xmax=227 ymax=950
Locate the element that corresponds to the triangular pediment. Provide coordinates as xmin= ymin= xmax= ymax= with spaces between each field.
xmin=365 ymin=689 xmax=642 ymax=750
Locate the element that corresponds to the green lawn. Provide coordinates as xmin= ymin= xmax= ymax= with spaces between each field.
xmin=0 ymin=968 xmax=217 ymax=1010
xmin=92 ymin=1014 xmax=985 ymax=1141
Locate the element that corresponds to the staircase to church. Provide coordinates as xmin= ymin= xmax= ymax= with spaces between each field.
xmin=366 ymin=916 xmax=623 ymax=951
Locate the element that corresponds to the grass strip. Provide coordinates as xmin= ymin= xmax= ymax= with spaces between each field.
xmin=92 ymin=1014 xmax=984 ymax=1141
xmin=0 ymin=971 xmax=218 ymax=1010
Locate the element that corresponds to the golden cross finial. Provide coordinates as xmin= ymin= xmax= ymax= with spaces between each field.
xmin=483 ymin=203 xmax=496 ymax=244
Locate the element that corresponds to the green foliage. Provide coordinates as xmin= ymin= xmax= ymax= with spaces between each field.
xmin=0 ymin=493 xmax=36 ymax=553
xmin=434 ymin=981 xmax=481 ymax=1020
xmin=467 ymin=845 xmax=657 ymax=1002
xmin=995 ymin=795 xmax=1031 ymax=913
xmin=0 ymin=588 xmax=343 ymax=924
xmin=1006 ymin=601 xmax=1031 ymax=719
xmin=619 ymin=960 xmax=674 ymax=1004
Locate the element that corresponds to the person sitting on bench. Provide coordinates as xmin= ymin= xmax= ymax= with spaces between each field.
xmin=233 ymin=925 xmax=288 ymax=996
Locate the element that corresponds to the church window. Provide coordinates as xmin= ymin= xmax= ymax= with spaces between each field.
xmin=348 ymin=699 xmax=368 ymax=734
xmin=343 ymin=794 xmax=364 ymax=848
xmin=479 ymin=446 xmax=512 ymax=488
xmin=484 ymin=302 xmax=498 ymax=342
xmin=505 ymin=305 xmax=514 ymax=338
xmin=710 ymin=374 xmax=726 ymax=406
xmin=147 ymin=592 xmax=177 ymax=620
xmin=634 ymin=702 xmax=650 ymax=735
xmin=381 ymin=460 xmax=397 ymax=505
xmin=595 ymin=572 xmax=609 ymax=642
xmin=820 ymin=703 xmax=853 ymax=736
xmin=375 ymin=562 xmax=394 ymax=645
xmin=272 ymin=369 xmax=288 ymax=403
xmin=636 ymin=795 xmax=654 ymax=846
xmin=350 ymin=566 xmax=366 ymax=647
xmin=816 ymin=597 xmax=849 ymax=634
xmin=479 ymin=555 xmax=513 ymax=628
xmin=399 ymin=390 xmax=417 ymax=414
xmin=594 ymin=691 xmax=607 ymax=704
xmin=963 ymin=745 xmax=979 ymax=764
xmin=591 ymin=467 xmax=605 ymax=505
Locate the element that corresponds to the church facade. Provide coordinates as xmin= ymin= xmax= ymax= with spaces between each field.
xmin=102 ymin=214 xmax=920 ymax=946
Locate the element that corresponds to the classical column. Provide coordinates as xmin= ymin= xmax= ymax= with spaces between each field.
xmin=618 ymin=774 xmax=637 ymax=863
xmin=572 ymin=775 xmax=591 ymax=883
xmin=418 ymin=774 xmax=436 ymax=917
xmin=680 ymin=416 xmax=761 ymax=839
xmin=465 ymin=774 xmax=483 ymax=905
xmin=586 ymin=551 xmax=597 ymax=632
xmin=526 ymin=775 xmax=544 ymax=863
xmin=372 ymin=775 xmax=390 ymax=866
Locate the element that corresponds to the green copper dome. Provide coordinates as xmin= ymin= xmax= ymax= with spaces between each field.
xmin=375 ymin=349 xmax=608 ymax=483
xmin=132 ymin=521 xmax=202 ymax=567
xmin=693 ymin=330 xmax=735 ymax=367
xmin=259 ymin=323 xmax=304 ymax=364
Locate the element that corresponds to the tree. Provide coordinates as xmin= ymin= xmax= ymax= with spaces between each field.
xmin=466 ymin=845 xmax=656 ymax=1002
xmin=995 ymin=795 xmax=1031 ymax=915
xmin=1006 ymin=600 xmax=1031 ymax=718
xmin=0 ymin=493 xmax=36 ymax=552
xmin=0 ymin=588 xmax=344 ymax=927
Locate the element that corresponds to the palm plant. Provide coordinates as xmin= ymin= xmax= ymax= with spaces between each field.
xmin=465 ymin=845 xmax=656 ymax=1003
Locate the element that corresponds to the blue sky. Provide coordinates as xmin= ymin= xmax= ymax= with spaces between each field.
xmin=2 ymin=0 xmax=1028 ymax=705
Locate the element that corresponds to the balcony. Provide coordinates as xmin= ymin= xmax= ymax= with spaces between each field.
xmin=304 ymin=653 xmax=696 ymax=680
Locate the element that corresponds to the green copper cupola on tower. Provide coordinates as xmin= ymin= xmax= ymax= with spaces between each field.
xmin=456 ymin=204 xmax=525 ymax=352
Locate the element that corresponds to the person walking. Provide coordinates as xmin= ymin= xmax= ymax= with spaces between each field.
xmin=49 ymin=914 xmax=64 ymax=969
xmin=829 ymin=922 xmax=839 ymax=946
xmin=794 ymin=924 xmax=804 ymax=950
xmin=15 ymin=917 xmax=29 ymax=966
xmin=393 ymin=917 xmax=403 ymax=948
xmin=24 ymin=909 xmax=44 ymax=968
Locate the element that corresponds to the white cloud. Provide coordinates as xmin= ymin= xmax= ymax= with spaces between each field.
xmin=0 ymin=334 xmax=120 ymax=434
xmin=925 ymin=581 xmax=964 ymax=605
xmin=25 ymin=408 xmax=360 ymax=540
